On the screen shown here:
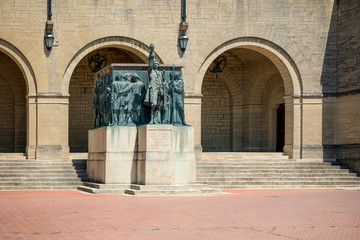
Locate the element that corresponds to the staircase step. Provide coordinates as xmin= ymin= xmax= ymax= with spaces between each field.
xmin=124 ymin=184 xmax=221 ymax=196
xmin=0 ymin=153 xmax=26 ymax=160
xmin=0 ymin=158 xmax=88 ymax=190
xmin=201 ymin=152 xmax=289 ymax=161
xmin=197 ymin=153 xmax=360 ymax=189
xmin=0 ymin=185 xmax=83 ymax=190
xmin=197 ymin=180 xmax=360 ymax=186
xmin=217 ymin=185 xmax=360 ymax=189
xmin=78 ymin=186 xmax=126 ymax=194
xmin=197 ymin=177 xmax=360 ymax=182
xmin=197 ymin=173 xmax=357 ymax=177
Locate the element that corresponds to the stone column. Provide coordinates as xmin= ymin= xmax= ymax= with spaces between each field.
xmin=13 ymin=105 xmax=26 ymax=153
xmin=35 ymin=94 xmax=69 ymax=159
xmin=283 ymin=95 xmax=301 ymax=159
xmin=184 ymin=94 xmax=202 ymax=160
xmin=26 ymin=95 xmax=37 ymax=159
xmin=301 ymin=96 xmax=324 ymax=160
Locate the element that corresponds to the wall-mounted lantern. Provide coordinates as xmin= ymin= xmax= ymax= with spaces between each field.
xmin=178 ymin=33 xmax=189 ymax=52
xmin=45 ymin=21 xmax=54 ymax=49
xmin=178 ymin=0 xmax=189 ymax=52
xmin=45 ymin=0 xmax=54 ymax=49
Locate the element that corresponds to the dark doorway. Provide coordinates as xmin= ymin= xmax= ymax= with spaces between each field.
xmin=276 ymin=104 xmax=285 ymax=152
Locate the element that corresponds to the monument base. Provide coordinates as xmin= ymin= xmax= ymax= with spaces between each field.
xmin=83 ymin=124 xmax=219 ymax=195
xmin=137 ymin=124 xmax=196 ymax=185
xmin=87 ymin=126 xmax=137 ymax=184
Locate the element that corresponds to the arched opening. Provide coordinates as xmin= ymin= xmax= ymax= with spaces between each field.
xmin=0 ymin=51 xmax=27 ymax=153
xmin=69 ymin=47 xmax=146 ymax=152
xmin=201 ymin=48 xmax=287 ymax=152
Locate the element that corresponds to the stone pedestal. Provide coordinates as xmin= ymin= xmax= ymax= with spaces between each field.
xmin=87 ymin=126 xmax=137 ymax=184
xmin=137 ymin=124 xmax=196 ymax=185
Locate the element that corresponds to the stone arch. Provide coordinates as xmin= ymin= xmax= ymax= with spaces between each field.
xmin=195 ymin=37 xmax=302 ymax=97
xmin=62 ymin=36 xmax=163 ymax=95
xmin=0 ymin=40 xmax=37 ymax=156
xmin=197 ymin=37 xmax=302 ymax=158
xmin=0 ymin=39 xmax=37 ymax=95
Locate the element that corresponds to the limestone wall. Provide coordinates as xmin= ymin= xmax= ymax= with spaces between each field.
xmin=0 ymin=0 xmax=339 ymax=159
xmin=0 ymin=76 xmax=15 ymax=152
xmin=335 ymin=1 xmax=360 ymax=171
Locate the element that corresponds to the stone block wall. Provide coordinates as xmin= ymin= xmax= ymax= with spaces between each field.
xmin=0 ymin=76 xmax=15 ymax=152
xmin=0 ymin=0 xmax=340 ymax=159
xmin=335 ymin=1 xmax=360 ymax=171
xmin=201 ymin=69 xmax=232 ymax=152
xmin=337 ymin=0 xmax=360 ymax=93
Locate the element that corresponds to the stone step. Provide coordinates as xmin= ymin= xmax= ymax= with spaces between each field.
xmin=124 ymin=189 xmax=217 ymax=196
xmin=129 ymin=184 xmax=216 ymax=191
xmin=214 ymin=185 xmax=360 ymax=190
xmin=0 ymin=180 xmax=85 ymax=186
xmin=197 ymin=172 xmax=357 ymax=177
xmin=0 ymin=153 xmax=26 ymax=160
xmin=197 ymin=180 xmax=360 ymax=186
xmin=0 ymin=185 xmax=82 ymax=190
xmin=197 ymin=162 xmax=337 ymax=167
xmin=78 ymin=186 xmax=127 ymax=194
xmin=69 ymin=153 xmax=88 ymax=160
xmin=0 ymin=172 xmax=87 ymax=178
xmin=0 ymin=169 xmax=86 ymax=174
xmin=196 ymin=168 xmax=352 ymax=174
xmin=0 ymin=176 xmax=87 ymax=181
xmin=83 ymin=182 xmax=131 ymax=190
xmin=124 ymin=184 xmax=221 ymax=196
xmin=0 ymin=161 xmax=86 ymax=167
xmin=201 ymin=152 xmax=289 ymax=161
xmin=196 ymin=176 xmax=360 ymax=182
xmin=196 ymin=165 xmax=348 ymax=170
xmin=0 ymin=166 xmax=86 ymax=171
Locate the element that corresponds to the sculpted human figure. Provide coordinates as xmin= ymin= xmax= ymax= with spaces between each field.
xmin=121 ymin=73 xmax=146 ymax=125
xmin=93 ymin=79 xmax=100 ymax=128
xmin=172 ymin=72 xmax=186 ymax=125
xmin=99 ymin=77 xmax=106 ymax=126
xmin=148 ymin=43 xmax=155 ymax=71
xmin=105 ymin=75 xmax=112 ymax=125
xmin=118 ymin=73 xmax=131 ymax=125
xmin=111 ymin=73 xmax=123 ymax=125
xmin=144 ymin=60 xmax=165 ymax=124
xmin=162 ymin=74 xmax=173 ymax=124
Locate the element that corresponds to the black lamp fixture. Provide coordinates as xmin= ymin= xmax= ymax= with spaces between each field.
xmin=178 ymin=33 xmax=189 ymax=52
xmin=45 ymin=27 xmax=54 ymax=49
xmin=178 ymin=0 xmax=189 ymax=52
xmin=45 ymin=0 xmax=54 ymax=49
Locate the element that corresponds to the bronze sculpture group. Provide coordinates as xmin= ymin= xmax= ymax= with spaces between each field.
xmin=93 ymin=44 xmax=186 ymax=128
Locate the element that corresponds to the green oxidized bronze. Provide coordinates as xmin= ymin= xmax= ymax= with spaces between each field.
xmin=93 ymin=44 xmax=186 ymax=128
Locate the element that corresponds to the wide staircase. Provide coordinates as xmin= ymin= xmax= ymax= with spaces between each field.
xmin=197 ymin=153 xmax=360 ymax=189
xmin=0 ymin=153 xmax=88 ymax=190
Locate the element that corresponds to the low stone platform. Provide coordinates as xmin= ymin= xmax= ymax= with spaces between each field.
xmin=125 ymin=184 xmax=220 ymax=196
xmin=78 ymin=182 xmax=220 ymax=196
xmin=78 ymin=182 xmax=131 ymax=194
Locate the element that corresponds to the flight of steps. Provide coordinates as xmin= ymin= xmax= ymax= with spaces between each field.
xmin=197 ymin=153 xmax=360 ymax=189
xmin=0 ymin=153 xmax=88 ymax=190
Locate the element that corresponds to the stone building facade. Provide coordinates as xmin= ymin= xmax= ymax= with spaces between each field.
xmin=0 ymin=1 xmax=359 ymax=171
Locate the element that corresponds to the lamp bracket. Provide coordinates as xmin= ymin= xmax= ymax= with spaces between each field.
xmin=179 ymin=22 xmax=189 ymax=31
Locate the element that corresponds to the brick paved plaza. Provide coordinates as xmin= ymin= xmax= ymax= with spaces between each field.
xmin=0 ymin=189 xmax=359 ymax=240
